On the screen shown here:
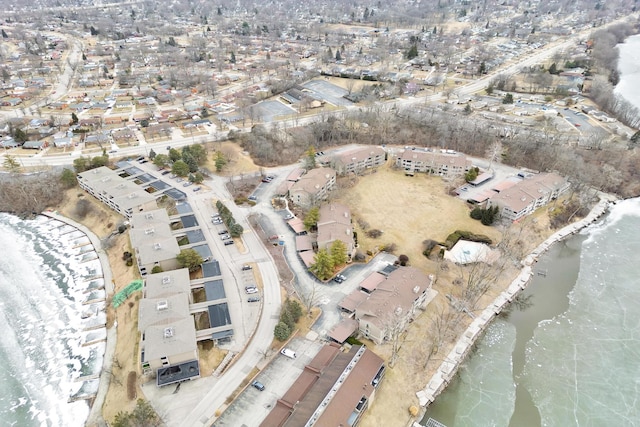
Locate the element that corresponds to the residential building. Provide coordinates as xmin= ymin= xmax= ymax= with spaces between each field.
xmin=346 ymin=267 xmax=434 ymax=345
xmin=77 ymin=166 xmax=157 ymax=218
xmin=139 ymin=311 xmax=200 ymax=386
xmin=261 ymin=343 xmax=385 ymax=427
xmin=326 ymin=146 xmax=387 ymax=175
xmin=486 ymin=172 xmax=570 ymax=221
xmin=289 ymin=167 xmax=336 ymax=209
xmin=395 ymin=149 xmax=472 ymax=177
xmin=129 ymin=209 xmax=181 ymax=275
xmin=316 ymin=203 xmax=355 ymax=259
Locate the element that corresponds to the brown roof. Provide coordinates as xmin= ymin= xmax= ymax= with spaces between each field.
xmin=359 ymin=272 xmax=386 ymax=292
xmin=334 ymin=146 xmax=385 ymax=165
xmin=286 ymin=167 xmax=305 ymax=182
xmin=328 ymin=318 xmax=359 ymax=343
xmin=398 ymin=149 xmax=469 ymax=169
xmin=316 ymin=348 xmax=383 ymax=426
xmin=299 ymin=250 xmax=316 ymax=268
xmin=290 ymin=167 xmax=336 ymax=195
xmin=356 ymin=267 xmax=431 ymax=325
xmin=317 ymin=202 xmax=351 ymax=226
xmin=287 ymin=217 xmax=306 ymax=234
xmin=295 ymin=234 xmax=313 ymax=252
xmin=339 ymin=290 xmax=369 ymax=313
xmin=262 ymin=345 xmax=384 ymax=427
xmin=491 ymin=180 xmax=517 ymax=193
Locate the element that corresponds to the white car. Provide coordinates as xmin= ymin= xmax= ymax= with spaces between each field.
xmin=245 ymin=286 xmax=258 ymax=294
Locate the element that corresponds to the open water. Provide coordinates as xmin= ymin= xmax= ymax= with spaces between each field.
xmin=0 ymin=213 xmax=106 ymax=426
xmin=615 ymin=34 xmax=640 ymax=110
xmin=423 ymin=198 xmax=640 ymax=426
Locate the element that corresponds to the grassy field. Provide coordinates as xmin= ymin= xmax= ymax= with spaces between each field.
xmin=335 ymin=164 xmax=502 ymax=271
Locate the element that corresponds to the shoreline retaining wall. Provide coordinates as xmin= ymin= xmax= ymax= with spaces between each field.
xmin=415 ymin=196 xmax=615 ymax=412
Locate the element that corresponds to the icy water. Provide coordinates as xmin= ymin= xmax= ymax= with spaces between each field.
xmin=616 ymin=34 xmax=640 ymax=110
xmin=0 ymin=214 xmax=107 ymax=426
xmin=423 ymin=198 xmax=640 ymax=426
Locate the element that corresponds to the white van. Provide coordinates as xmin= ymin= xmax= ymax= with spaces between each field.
xmin=281 ymin=348 xmax=296 ymax=359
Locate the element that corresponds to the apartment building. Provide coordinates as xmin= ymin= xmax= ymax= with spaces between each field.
xmin=486 ymin=172 xmax=570 ymax=221
xmin=289 ymin=167 xmax=337 ymax=209
xmin=395 ymin=148 xmax=472 ymax=177
xmin=316 ymin=203 xmax=355 ymax=259
xmin=327 ymin=146 xmax=387 ymax=175
xmin=261 ymin=343 xmax=385 ymax=427
xmin=129 ymin=209 xmax=181 ymax=275
xmin=77 ymin=166 xmax=157 ymax=218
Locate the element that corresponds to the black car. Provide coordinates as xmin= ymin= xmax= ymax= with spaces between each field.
xmin=218 ymin=230 xmax=229 ymax=235
xmin=248 ymin=296 xmax=260 ymax=303
xmin=224 ymin=240 xmax=234 ymax=246
xmin=241 ymin=264 xmax=252 ymax=271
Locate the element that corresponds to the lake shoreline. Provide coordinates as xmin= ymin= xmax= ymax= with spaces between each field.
xmin=413 ymin=194 xmax=618 ymax=425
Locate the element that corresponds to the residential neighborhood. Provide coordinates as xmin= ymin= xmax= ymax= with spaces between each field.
xmin=1 ymin=1 xmax=640 ymax=427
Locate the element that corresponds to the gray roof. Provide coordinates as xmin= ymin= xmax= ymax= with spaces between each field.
xmin=144 ymin=268 xmax=191 ymax=299
xmin=138 ymin=293 xmax=190 ymax=331
xmin=144 ymin=317 xmax=197 ymax=362
xmin=130 ymin=209 xmax=180 ymax=266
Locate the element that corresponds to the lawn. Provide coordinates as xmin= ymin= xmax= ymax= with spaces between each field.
xmin=335 ymin=165 xmax=502 ymax=272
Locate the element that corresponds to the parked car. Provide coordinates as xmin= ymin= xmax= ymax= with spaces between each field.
xmin=247 ymin=296 xmax=260 ymax=303
xmin=245 ymin=286 xmax=258 ymax=294
xmin=221 ymin=235 xmax=231 ymax=241
xmin=284 ymin=213 xmax=294 ymax=220
xmin=242 ymin=264 xmax=252 ymax=271
xmin=251 ymin=380 xmax=265 ymax=391
xmin=212 ymin=219 xmax=222 ymax=224
xmin=218 ymin=230 xmax=229 ymax=235
xmin=183 ymin=182 xmax=193 ymax=187
xmin=192 ymin=187 xmax=201 ymax=192
xmin=248 ymin=195 xmax=257 ymax=201
xmin=281 ymin=348 xmax=297 ymax=359
xmin=224 ymin=240 xmax=234 ymax=246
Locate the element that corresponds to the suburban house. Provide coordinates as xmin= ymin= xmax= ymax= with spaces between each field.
xmin=316 ymin=203 xmax=355 ymax=260
xmin=129 ymin=209 xmax=181 ymax=276
xmin=395 ymin=148 xmax=472 ymax=177
xmin=260 ymin=343 xmax=385 ymax=427
xmin=289 ymin=167 xmax=336 ymax=209
xmin=340 ymin=267 xmax=435 ymax=345
xmin=486 ymin=172 xmax=570 ymax=222
xmin=323 ymin=146 xmax=387 ymax=175
xmin=77 ymin=166 xmax=157 ymax=218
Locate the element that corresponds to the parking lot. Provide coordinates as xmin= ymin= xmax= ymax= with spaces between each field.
xmin=302 ymin=80 xmax=353 ymax=107
xmin=253 ymin=100 xmax=297 ymax=122
xmin=213 ymin=338 xmax=324 ymax=427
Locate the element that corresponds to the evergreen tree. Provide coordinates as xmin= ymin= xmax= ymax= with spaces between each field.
xmin=330 ymin=240 xmax=348 ymax=266
xmin=406 ymin=44 xmax=418 ymax=60
xmin=1 ymin=29 xmax=8 ymax=38
xmin=309 ymin=249 xmax=335 ymax=280
xmin=230 ymin=51 xmax=236 ymax=63
xmin=214 ymin=151 xmax=226 ymax=172
xmin=71 ymin=112 xmax=79 ymax=124
xmin=304 ymin=206 xmax=319 ymax=231
xmin=335 ymin=50 xmax=342 ymax=61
